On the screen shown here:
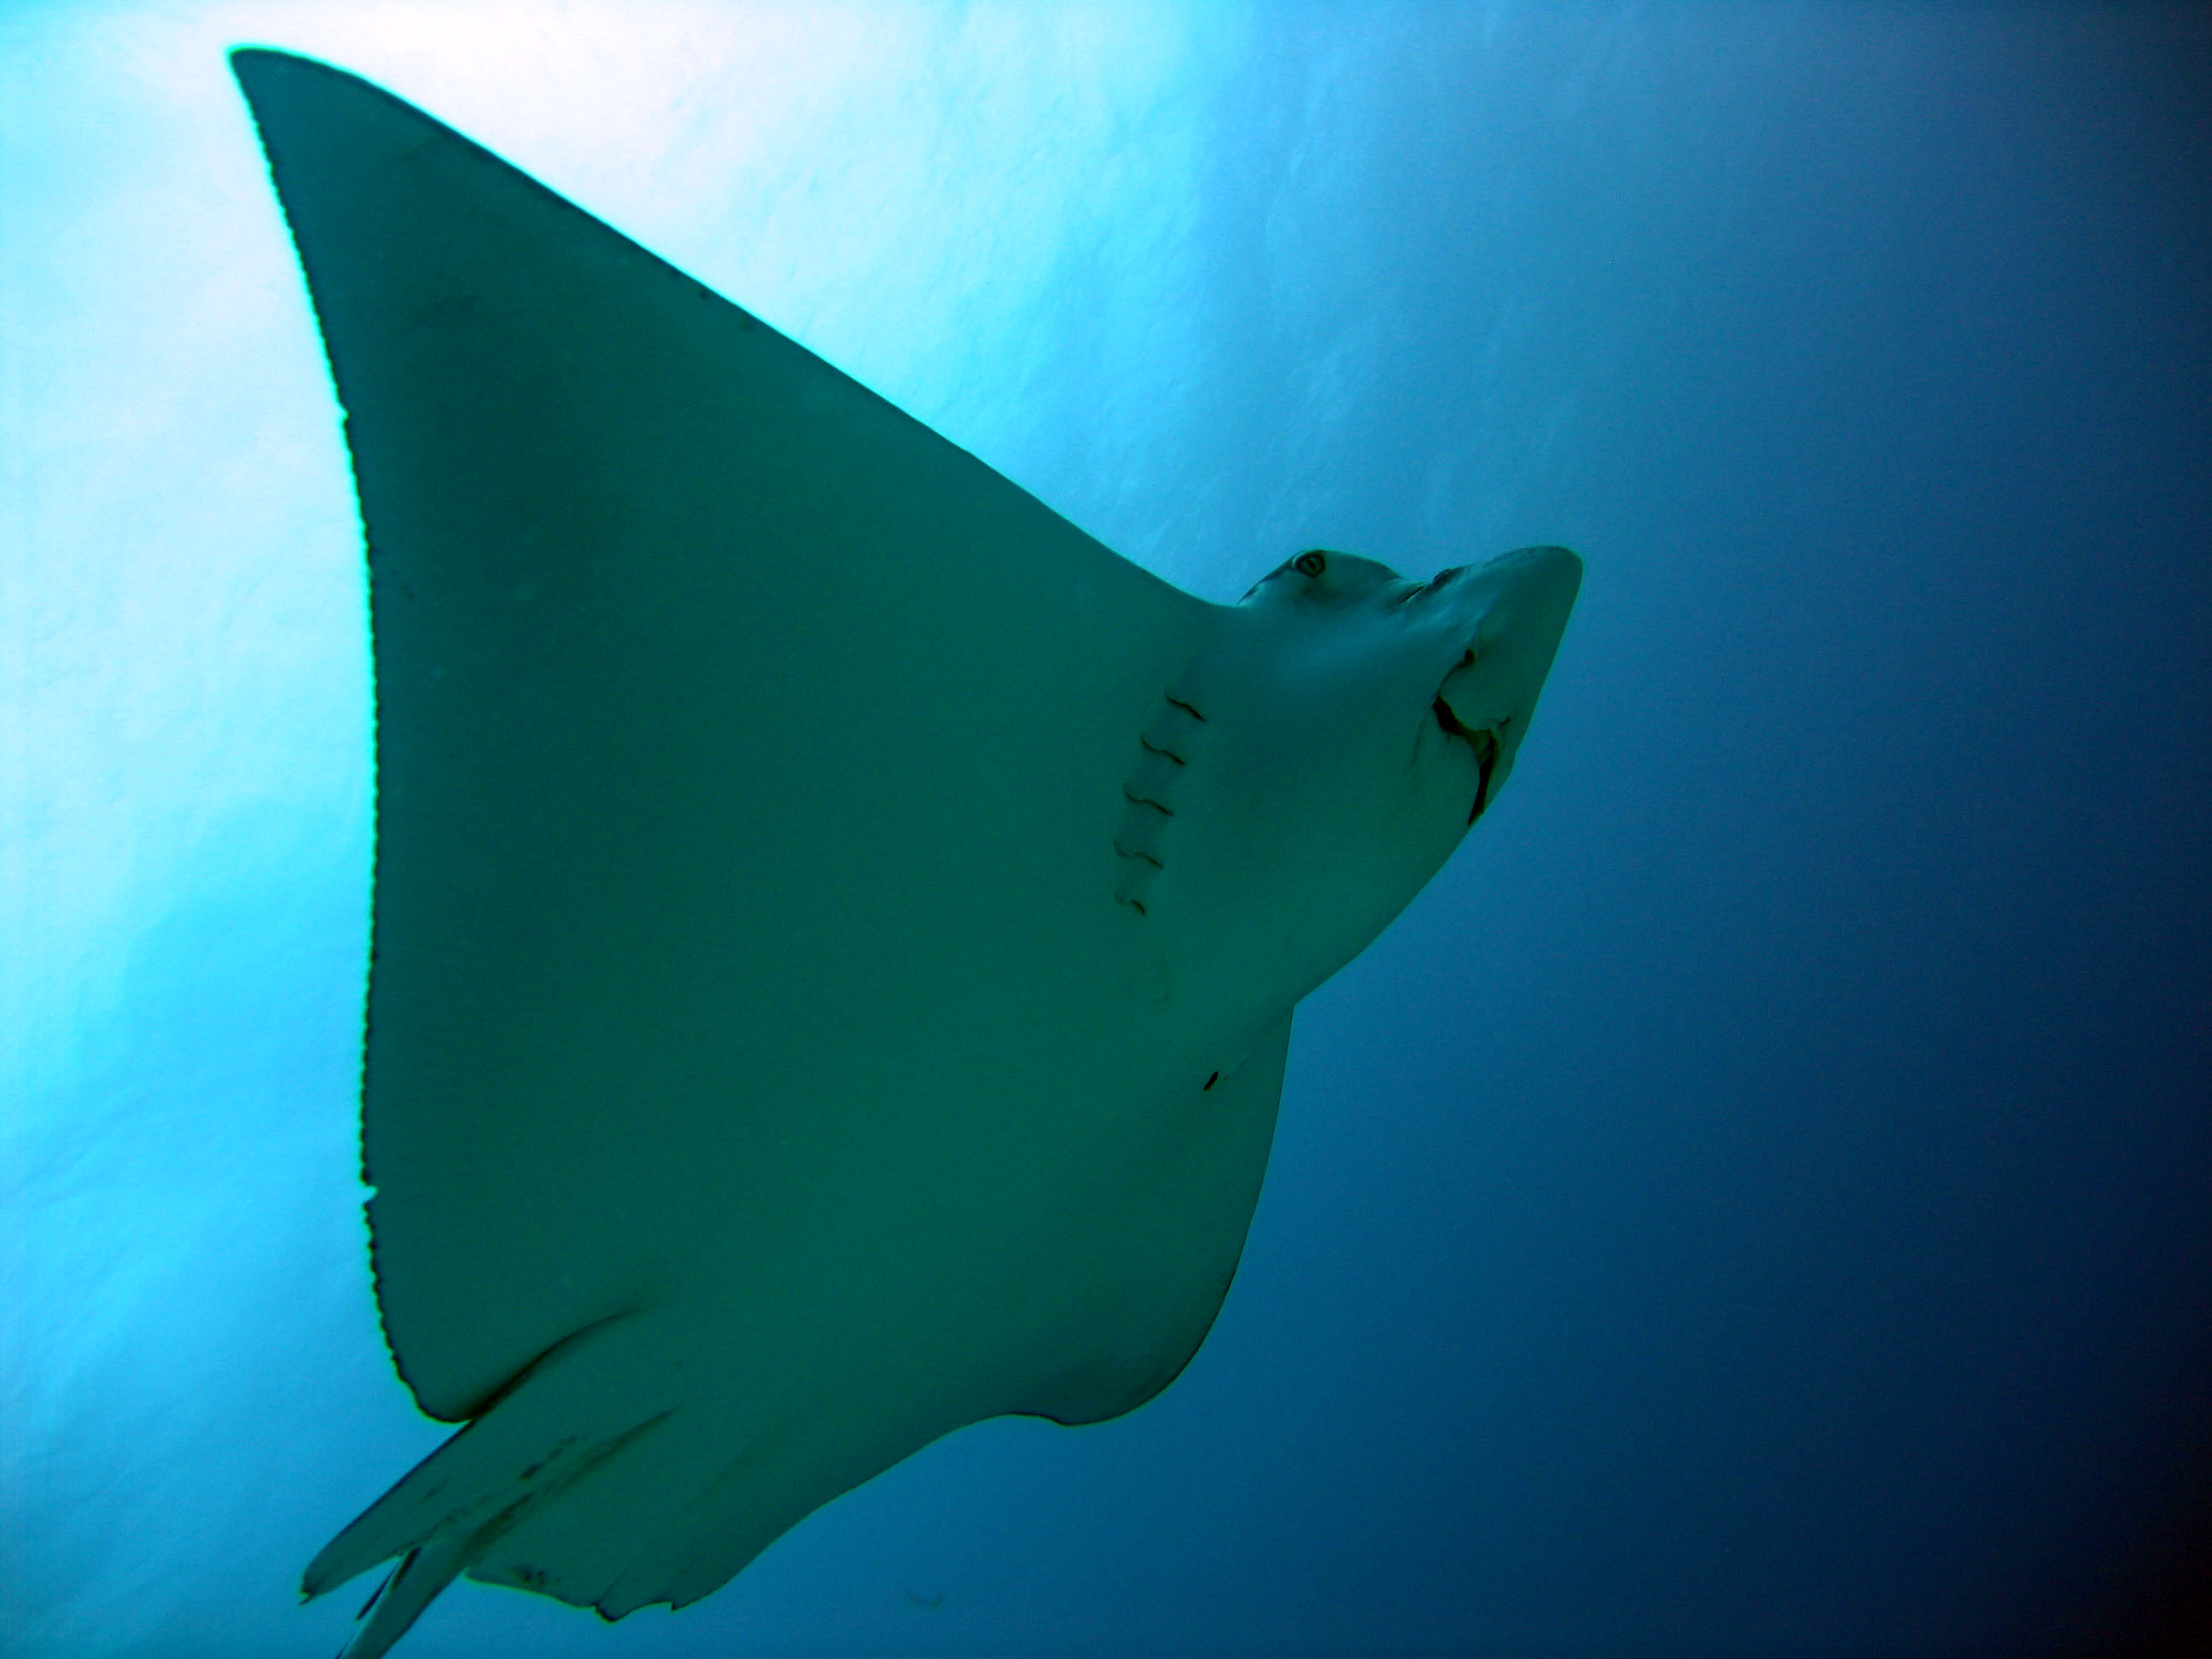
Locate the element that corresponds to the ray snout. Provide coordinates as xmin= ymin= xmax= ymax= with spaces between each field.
xmin=1429 ymin=545 xmax=1580 ymax=811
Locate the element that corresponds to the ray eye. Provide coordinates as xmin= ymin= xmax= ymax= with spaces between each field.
xmin=1294 ymin=551 xmax=1326 ymax=578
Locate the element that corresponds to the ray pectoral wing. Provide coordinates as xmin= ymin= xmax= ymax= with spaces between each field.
xmin=231 ymin=46 xmax=1217 ymax=1423
xmin=1022 ymin=1012 xmax=1295 ymax=1429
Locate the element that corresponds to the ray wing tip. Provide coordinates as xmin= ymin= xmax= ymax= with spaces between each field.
xmin=229 ymin=44 xmax=307 ymax=79
xmin=228 ymin=45 xmax=368 ymax=102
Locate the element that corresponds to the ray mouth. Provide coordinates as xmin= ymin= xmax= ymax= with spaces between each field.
xmin=1430 ymin=691 xmax=1501 ymax=824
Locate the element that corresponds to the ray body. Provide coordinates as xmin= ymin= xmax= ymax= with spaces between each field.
xmin=230 ymin=49 xmax=1580 ymax=1657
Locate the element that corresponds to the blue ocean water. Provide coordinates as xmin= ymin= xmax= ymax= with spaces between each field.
xmin=3 ymin=4 xmax=2206 ymax=1656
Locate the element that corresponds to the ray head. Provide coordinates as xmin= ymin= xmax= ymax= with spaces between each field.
xmin=1167 ymin=544 xmax=1581 ymax=995
xmin=1238 ymin=542 xmax=1580 ymax=822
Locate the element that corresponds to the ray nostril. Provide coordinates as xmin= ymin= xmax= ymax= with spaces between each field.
xmin=1431 ymin=698 xmax=1500 ymax=824
xmin=1467 ymin=729 xmax=1500 ymax=824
